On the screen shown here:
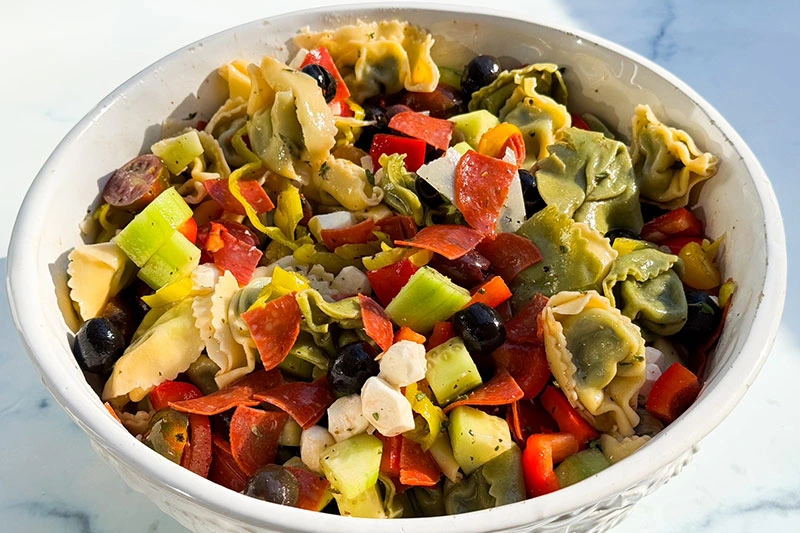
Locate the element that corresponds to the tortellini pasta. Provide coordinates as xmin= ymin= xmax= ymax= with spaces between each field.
xmin=630 ymin=104 xmax=719 ymax=209
xmin=602 ymin=244 xmax=688 ymax=336
xmin=293 ymin=20 xmax=440 ymax=101
xmin=247 ymin=57 xmax=337 ymax=181
xmin=307 ymin=155 xmax=383 ymax=211
xmin=542 ymin=291 xmax=646 ymax=437
xmin=536 ymin=127 xmax=643 ymax=234
xmin=511 ymin=206 xmax=617 ymax=310
xmin=598 ymin=434 xmax=651 ymax=464
xmin=469 ymin=64 xmax=570 ymax=164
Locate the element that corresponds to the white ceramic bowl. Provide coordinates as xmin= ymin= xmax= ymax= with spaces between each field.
xmin=7 ymin=4 xmax=786 ymax=532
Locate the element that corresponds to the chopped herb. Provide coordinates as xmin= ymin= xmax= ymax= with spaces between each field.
xmin=251 ymin=426 xmax=263 ymax=438
xmin=494 ymin=445 xmax=499 ymax=451
xmin=372 ymin=412 xmax=380 ymax=421
xmin=365 ymin=168 xmax=375 ymax=185
xmin=182 ymin=111 xmax=197 ymax=120
xmin=320 ymin=161 xmax=330 ymax=180
xmin=468 ymin=429 xmax=474 ymax=436
xmin=415 ymin=392 xmax=426 ymax=402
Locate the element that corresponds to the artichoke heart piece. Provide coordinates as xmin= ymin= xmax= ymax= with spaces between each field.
xmin=541 ymin=291 xmax=646 ymax=437
xmin=67 ymin=242 xmax=135 ymax=321
xmin=102 ymin=298 xmax=204 ymax=402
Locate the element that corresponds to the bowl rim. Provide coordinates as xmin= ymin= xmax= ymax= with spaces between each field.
xmin=7 ymin=2 xmax=787 ymax=531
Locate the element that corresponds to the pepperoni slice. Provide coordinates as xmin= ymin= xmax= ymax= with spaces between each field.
xmin=505 ymin=293 xmax=549 ymax=345
xmin=285 ymin=467 xmax=331 ymax=511
xmin=253 ymin=378 xmax=334 ymax=429
xmin=388 ymin=111 xmax=455 ymax=151
xmin=209 ymin=435 xmax=248 ymax=492
xmin=359 ymin=294 xmax=394 ymax=352
xmin=320 ymin=219 xmax=376 ymax=251
xmin=375 ymin=215 xmax=417 ymax=242
xmin=492 ymin=343 xmax=551 ymax=399
xmin=242 ymin=294 xmax=302 ymax=371
xmin=443 ymin=369 xmax=524 ymax=414
xmin=455 ymin=151 xmax=517 ymax=238
xmin=170 ymin=370 xmax=284 ymax=416
xmin=399 ymin=437 xmax=441 ymax=487
xmin=477 ymin=233 xmax=542 ymax=282
xmin=229 ymin=406 xmax=289 ymax=476
xmin=211 ymin=224 xmax=263 ymax=285
xmin=395 ymin=224 xmax=484 ymax=260
xmin=203 ymin=177 xmax=275 ymax=216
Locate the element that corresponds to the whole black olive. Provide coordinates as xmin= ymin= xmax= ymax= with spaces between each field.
xmin=674 ymin=291 xmax=722 ymax=348
xmin=72 ymin=317 xmax=125 ymax=375
xmin=300 ymin=64 xmax=338 ymax=103
xmin=641 ymin=203 xmax=669 ymax=224
xmin=518 ymin=168 xmax=546 ymax=217
xmin=452 ymin=303 xmax=506 ymax=356
xmin=429 ymin=250 xmax=490 ymax=289
xmin=355 ymin=100 xmax=389 ymax=151
xmin=415 ymin=175 xmax=445 ymax=208
xmin=605 ymin=228 xmax=641 ymax=243
xmin=243 ymin=464 xmax=300 ymax=506
xmin=327 ymin=341 xmax=380 ymax=396
xmin=461 ymin=55 xmax=502 ymax=97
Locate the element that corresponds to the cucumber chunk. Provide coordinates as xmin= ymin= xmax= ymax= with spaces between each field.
xmin=333 ymin=484 xmax=387 ymax=518
xmin=554 ymin=448 xmax=611 ymax=488
xmin=448 ymin=110 xmax=500 ymax=149
xmin=449 ymin=405 xmax=514 ymax=475
xmin=319 ymin=433 xmax=383 ymax=499
xmin=150 ymin=130 xmax=204 ymax=174
xmin=385 ymin=267 xmax=471 ymax=333
xmin=425 ymin=337 xmax=482 ymax=406
xmin=136 ymin=231 xmax=200 ymax=290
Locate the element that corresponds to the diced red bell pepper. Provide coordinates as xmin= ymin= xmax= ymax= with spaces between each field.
xmin=299 ymin=47 xmax=351 ymax=105
xmin=359 ymin=294 xmax=394 ymax=352
xmin=640 ymin=207 xmax=704 ymax=244
xmin=177 ymin=217 xmax=198 ymax=244
xmin=395 ymin=224 xmax=484 ymax=261
xmin=399 ymin=437 xmax=441 ymax=486
xmin=150 ymin=381 xmax=203 ymax=410
xmin=378 ymin=434 xmax=403 ymax=478
xmin=477 ymin=233 xmax=542 ymax=282
xmin=522 ymin=433 xmax=580 ymax=497
xmin=426 ymin=321 xmax=454 ymax=350
xmin=393 ymin=326 xmax=426 ymax=344
xmin=646 ymin=363 xmax=701 ymax=425
xmin=366 ymin=258 xmax=419 ymax=307
xmin=455 ymin=150 xmax=518 ymax=238
xmin=492 ymin=343 xmax=551 ymax=400
xmin=376 ymin=215 xmax=418 ymax=242
xmin=203 ymin=177 xmax=274 ymax=216
xmin=661 ymin=236 xmax=705 ymax=255
xmin=571 ymin=113 xmax=590 ymax=131
xmin=370 ymin=134 xmax=427 ymax=172
xmin=466 ymin=276 xmax=512 ymax=309
xmin=320 ymin=218 xmax=376 ymax=251
xmin=388 ymin=111 xmax=455 ymax=151
xmin=442 ymin=369 xmax=524 ymax=414
xmin=540 ymin=386 xmax=599 ymax=448
xmin=507 ymin=399 xmax=558 ymax=446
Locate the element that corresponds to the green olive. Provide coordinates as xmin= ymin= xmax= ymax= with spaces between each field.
xmin=144 ymin=409 xmax=190 ymax=463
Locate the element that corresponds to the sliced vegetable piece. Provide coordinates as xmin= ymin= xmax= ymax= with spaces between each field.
xmin=522 ymin=433 xmax=579 ymax=497
xmin=388 ymin=111 xmax=455 ymax=151
xmin=399 ymin=437 xmax=442 ymax=486
xmin=242 ymin=293 xmax=302 ymax=371
xmin=679 ymin=241 xmax=722 ymax=290
xmin=492 ymin=343 xmax=550 ymax=400
xmin=370 ymin=134 xmax=426 ymax=172
xmin=151 ymin=130 xmax=205 ymax=174
xmin=375 ymin=215 xmax=418 ymax=242
xmin=477 ymin=233 xmax=542 ymax=282
xmin=427 ymin=321 xmax=455 ymax=350
xmin=378 ymin=434 xmax=403 ymax=478
xmin=150 ymin=380 xmax=203 ymax=410
xmin=393 ymin=326 xmax=426 ymax=345
xmin=320 ymin=219 xmax=376 ymax=251
xmin=449 ymin=110 xmax=500 ymax=149
xmin=507 ymin=399 xmax=558 ymax=445
xmin=554 ymin=448 xmax=610 ymax=488
xmin=505 ymin=293 xmax=549 ymax=345
xmin=661 ymin=235 xmax=704 ymax=255
xmin=285 ymin=466 xmax=332 ymax=511
xmin=466 ymin=276 xmax=512 ymax=309
xmin=319 ymin=433 xmax=383 ymax=500
xmin=103 ymin=154 xmax=170 ymax=212
xmin=366 ymin=258 xmax=419 ymax=307
xmin=358 ymin=294 xmax=394 ymax=352
xmin=540 ymin=386 xmax=599 ymax=448
xmin=169 ymin=370 xmax=283 ymax=416
xmin=385 ymin=266 xmax=471 ymax=333
xmin=230 ymin=406 xmax=289 ymax=476
xmin=177 ymin=217 xmax=198 ymax=244
xmin=478 ymin=123 xmax=525 ymax=167
xmin=205 ymin=222 xmax=262 ymax=285
xmin=455 ymin=150 xmax=517 ymax=237
xmin=203 ymin=178 xmax=274 ymax=216
xmin=640 ymin=207 xmax=704 ymax=243
xmin=136 ymin=230 xmax=201 ymax=290
xmin=254 ymin=378 xmax=335 ymax=429
xmin=404 ymin=382 xmax=445 ymax=452
xmin=395 ymin=224 xmax=484 ymax=261
xmin=449 ymin=406 xmax=514 ymax=475
xmin=443 ymin=369 xmax=524 ymax=414
xmin=425 ymin=337 xmax=483 ymax=406
xmin=299 ymin=47 xmax=351 ymax=104
xmin=645 ymin=362 xmax=701 ymax=424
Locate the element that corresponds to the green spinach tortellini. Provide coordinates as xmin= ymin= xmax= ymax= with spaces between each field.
xmin=631 ymin=104 xmax=719 ymax=209
xmin=443 ymin=446 xmax=525 ymax=515
xmin=536 ymin=127 xmax=643 ymax=234
xmin=469 ymin=64 xmax=570 ymax=164
xmin=511 ymin=206 xmax=617 ymax=310
xmin=602 ymin=242 xmax=688 ymax=336
xmin=542 ymin=291 xmax=646 ymax=437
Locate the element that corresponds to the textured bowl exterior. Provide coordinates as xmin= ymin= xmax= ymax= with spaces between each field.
xmin=7 ymin=4 xmax=786 ymax=533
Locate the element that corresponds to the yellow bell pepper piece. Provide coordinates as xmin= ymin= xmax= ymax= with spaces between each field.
xmin=404 ymin=382 xmax=446 ymax=452
xmin=679 ymin=241 xmax=721 ymax=290
xmin=141 ymin=276 xmax=193 ymax=308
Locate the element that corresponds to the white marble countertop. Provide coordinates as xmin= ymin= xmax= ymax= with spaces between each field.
xmin=1 ymin=0 xmax=797 ymax=531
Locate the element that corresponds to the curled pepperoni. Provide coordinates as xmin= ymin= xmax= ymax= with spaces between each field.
xmin=443 ymin=369 xmax=525 ymax=414
xmin=209 ymin=435 xmax=248 ymax=492
xmin=399 ymin=438 xmax=441 ymax=487
xmin=320 ymin=219 xmax=376 ymax=251
xmin=388 ymin=111 xmax=455 ymax=151
xmin=359 ymin=294 xmax=394 ymax=352
xmin=505 ymin=293 xmax=549 ymax=345
xmin=375 ymin=215 xmax=417 ymax=242
xmin=242 ymin=294 xmax=302 ymax=371
xmin=254 ymin=378 xmax=334 ymax=429
xmin=203 ymin=177 xmax=274 ymax=215
xmin=211 ymin=224 xmax=263 ymax=285
xmin=170 ymin=370 xmax=284 ymax=416
xmin=455 ymin=151 xmax=517 ymax=238
xmin=492 ymin=343 xmax=551 ymax=400
xmin=477 ymin=233 xmax=542 ymax=282
xmin=395 ymin=224 xmax=484 ymax=260
xmin=229 ymin=406 xmax=289 ymax=476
